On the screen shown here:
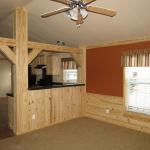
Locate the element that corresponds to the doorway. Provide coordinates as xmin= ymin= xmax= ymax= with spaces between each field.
xmin=0 ymin=52 xmax=14 ymax=140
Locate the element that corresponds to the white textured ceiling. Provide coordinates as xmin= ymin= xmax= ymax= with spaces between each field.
xmin=0 ymin=0 xmax=150 ymax=47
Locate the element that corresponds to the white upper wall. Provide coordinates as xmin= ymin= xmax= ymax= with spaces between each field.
xmin=0 ymin=0 xmax=150 ymax=46
xmin=0 ymin=59 xmax=11 ymax=97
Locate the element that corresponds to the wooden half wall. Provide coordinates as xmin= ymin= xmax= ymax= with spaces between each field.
xmin=84 ymin=93 xmax=150 ymax=134
xmin=0 ymin=7 xmax=84 ymax=135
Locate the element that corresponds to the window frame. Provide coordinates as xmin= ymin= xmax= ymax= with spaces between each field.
xmin=123 ymin=67 xmax=150 ymax=121
xmin=63 ymin=69 xmax=78 ymax=83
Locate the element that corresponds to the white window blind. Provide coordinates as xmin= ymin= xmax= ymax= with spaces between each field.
xmin=63 ymin=69 xmax=77 ymax=83
xmin=125 ymin=67 xmax=150 ymax=115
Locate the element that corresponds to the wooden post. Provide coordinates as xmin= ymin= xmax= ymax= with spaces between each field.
xmin=14 ymin=7 xmax=28 ymax=134
xmin=79 ymin=46 xmax=86 ymax=116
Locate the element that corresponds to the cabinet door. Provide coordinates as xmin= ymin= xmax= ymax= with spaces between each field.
xmin=46 ymin=55 xmax=52 ymax=75
xmin=51 ymin=87 xmax=82 ymax=124
xmin=52 ymin=55 xmax=61 ymax=75
xmin=27 ymin=90 xmax=51 ymax=131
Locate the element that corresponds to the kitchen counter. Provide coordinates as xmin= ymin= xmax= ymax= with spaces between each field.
xmin=6 ymin=93 xmax=14 ymax=97
xmin=28 ymin=83 xmax=85 ymax=90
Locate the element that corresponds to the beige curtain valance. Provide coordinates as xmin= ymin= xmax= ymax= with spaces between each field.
xmin=121 ymin=49 xmax=150 ymax=67
xmin=61 ymin=58 xmax=77 ymax=69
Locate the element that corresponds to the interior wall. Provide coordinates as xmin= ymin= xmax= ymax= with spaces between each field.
xmin=0 ymin=59 xmax=12 ymax=97
xmin=86 ymin=41 xmax=150 ymax=96
xmin=85 ymin=41 xmax=150 ymax=135
xmin=85 ymin=93 xmax=150 ymax=134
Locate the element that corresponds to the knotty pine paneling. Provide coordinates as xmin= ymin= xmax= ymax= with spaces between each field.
xmin=27 ymin=90 xmax=51 ymax=131
xmin=85 ymin=93 xmax=150 ymax=134
xmin=51 ymin=86 xmax=83 ymax=124
xmin=10 ymin=86 xmax=84 ymax=134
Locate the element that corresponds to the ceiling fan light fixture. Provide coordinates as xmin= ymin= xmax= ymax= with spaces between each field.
xmin=80 ymin=9 xmax=88 ymax=18
xmin=66 ymin=8 xmax=88 ymax=21
xmin=66 ymin=7 xmax=78 ymax=20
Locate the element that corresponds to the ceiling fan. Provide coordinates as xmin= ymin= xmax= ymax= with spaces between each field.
xmin=41 ymin=0 xmax=117 ymax=27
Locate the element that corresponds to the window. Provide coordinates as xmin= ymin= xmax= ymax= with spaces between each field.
xmin=125 ymin=67 xmax=150 ymax=115
xmin=63 ymin=69 xmax=77 ymax=83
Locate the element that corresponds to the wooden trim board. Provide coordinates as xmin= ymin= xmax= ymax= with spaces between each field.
xmin=87 ymin=36 xmax=150 ymax=49
xmin=0 ymin=37 xmax=80 ymax=53
xmin=28 ymin=41 xmax=81 ymax=53
xmin=0 ymin=45 xmax=16 ymax=64
xmin=28 ymin=48 xmax=43 ymax=64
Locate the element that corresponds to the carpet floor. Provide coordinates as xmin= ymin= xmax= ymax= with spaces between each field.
xmin=0 ymin=117 xmax=150 ymax=150
xmin=0 ymin=98 xmax=14 ymax=140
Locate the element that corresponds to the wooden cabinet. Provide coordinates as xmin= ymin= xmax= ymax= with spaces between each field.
xmin=30 ymin=54 xmax=61 ymax=76
xmin=30 ymin=55 xmax=52 ymax=75
xmin=52 ymin=55 xmax=61 ymax=75
xmin=27 ymin=90 xmax=51 ymax=131
xmin=46 ymin=55 xmax=52 ymax=75
xmin=51 ymin=86 xmax=82 ymax=124
xmin=10 ymin=86 xmax=83 ymax=133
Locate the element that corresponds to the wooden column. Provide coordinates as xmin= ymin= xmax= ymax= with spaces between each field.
xmin=79 ymin=46 xmax=86 ymax=116
xmin=14 ymin=7 xmax=28 ymax=134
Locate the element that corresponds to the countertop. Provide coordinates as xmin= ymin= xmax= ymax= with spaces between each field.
xmin=28 ymin=83 xmax=85 ymax=90
xmin=6 ymin=93 xmax=14 ymax=97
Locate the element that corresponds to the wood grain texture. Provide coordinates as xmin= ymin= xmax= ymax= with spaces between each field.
xmin=51 ymin=87 xmax=83 ymax=124
xmin=52 ymin=55 xmax=61 ymax=75
xmin=14 ymin=7 xmax=28 ymax=134
xmin=0 ymin=37 xmax=16 ymax=47
xmin=28 ymin=48 xmax=43 ymax=64
xmin=27 ymin=90 xmax=51 ymax=131
xmin=30 ymin=54 xmax=46 ymax=74
xmin=71 ymin=53 xmax=81 ymax=67
xmin=14 ymin=86 xmax=84 ymax=133
xmin=0 ymin=7 xmax=84 ymax=135
xmin=28 ymin=41 xmax=80 ymax=53
xmin=0 ymin=37 xmax=81 ymax=54
xmin=87 ymin=6 xmax=116 ymax=17
xmin=85 ymin=93 xmax=150 ymax=134
xmin=0 ymin=45 xmax=16 ymax=64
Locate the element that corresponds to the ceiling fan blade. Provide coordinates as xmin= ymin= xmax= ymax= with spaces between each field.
xmin=87 ymin=6 xmax=117 ymax=17
xmin=41 ymin=7 xmax=70 ymax=18
xmin=83 ymin=0 xmax=96 ymax=5
xmin=50 ymin=0 xmax=70 ymax=5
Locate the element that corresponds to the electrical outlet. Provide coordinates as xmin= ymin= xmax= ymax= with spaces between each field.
xmin=106 ymin=109 xmax=110 ymax=114
xmin=32 ymin=114 xmax=36 ymax=120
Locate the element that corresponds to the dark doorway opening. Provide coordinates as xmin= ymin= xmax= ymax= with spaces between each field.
xmin=0 ymin=52 xmax=14 ymax=140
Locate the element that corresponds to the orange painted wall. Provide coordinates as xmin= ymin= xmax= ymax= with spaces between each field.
xmin=86 ymin=41 xmax=150 ymax=97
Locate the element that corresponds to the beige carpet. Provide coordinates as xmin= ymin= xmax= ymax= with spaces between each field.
xmin=0 ymin=117 xmax=150 ymax=150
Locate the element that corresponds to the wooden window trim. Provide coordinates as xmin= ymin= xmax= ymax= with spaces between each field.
xmin=123 ymin=67 xmax=150 ymax=122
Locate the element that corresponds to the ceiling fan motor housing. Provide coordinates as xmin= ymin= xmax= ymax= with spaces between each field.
xmin=69 ymin=0 xmax=87 ymax=9
xmin=66 ymin=0 xmax=88 ymax=21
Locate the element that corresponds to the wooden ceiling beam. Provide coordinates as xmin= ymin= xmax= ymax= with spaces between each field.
xmin=0 ymin=37 xmax=16 ymax=47
xmin=28 ymin=41 xmax=81 ymax=53
xmin=71 ymin=53 xmax=81 ymax=67
xmin=0 ymin=45 xmax=16 ymax=64
xmin=0 ymin=37 xmax=81 ymax=53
